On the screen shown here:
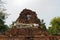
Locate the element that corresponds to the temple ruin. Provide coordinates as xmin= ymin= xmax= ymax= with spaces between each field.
xmin=0 ymin=9 xmax=60 ymax=40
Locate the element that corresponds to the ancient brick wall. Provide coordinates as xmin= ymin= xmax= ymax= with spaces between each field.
xmin=0 ymin=36 xmax=60 ymax=40
xmin=1 ymin=28 xmax=59 ymax=40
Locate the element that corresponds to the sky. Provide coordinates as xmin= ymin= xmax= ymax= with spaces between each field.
xmin=2 ymin=0 xmax=60 ymax=28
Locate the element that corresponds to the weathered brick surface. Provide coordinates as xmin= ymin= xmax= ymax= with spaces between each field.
xmin=15 ymin=9 xmax=41 ymax=26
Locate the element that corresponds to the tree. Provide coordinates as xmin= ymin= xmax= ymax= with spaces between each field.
xmin=48 ymin=17 xmax=60 ymax=35
xmin=0 ymin=0 xmax=9 ymax=34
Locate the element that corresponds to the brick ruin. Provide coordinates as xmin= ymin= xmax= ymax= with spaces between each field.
xmin=0 ymin=9 xmax=60 ymax=40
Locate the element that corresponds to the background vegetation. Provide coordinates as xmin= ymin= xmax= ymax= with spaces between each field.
xmin=0 ymin=0 xmax=9 ymax=34
xmin=48 ymin=17 xmax=60 ymax=35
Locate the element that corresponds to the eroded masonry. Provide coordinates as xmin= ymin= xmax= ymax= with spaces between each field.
xmin=0 ymin=9 xmax=60 ymax=40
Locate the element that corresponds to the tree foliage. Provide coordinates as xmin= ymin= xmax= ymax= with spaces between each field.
xmin=0 ymin=0 xmax=9 ymax=34
xmin=48 ymin=17 xmax=60 ymax=35
xmin=0 ymin=12 xmax=9 ymax=34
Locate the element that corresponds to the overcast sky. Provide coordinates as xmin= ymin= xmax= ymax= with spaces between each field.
xmin=3 ymin=0 xmax=60 ymax=28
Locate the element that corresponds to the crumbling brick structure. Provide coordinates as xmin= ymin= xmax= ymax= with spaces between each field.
xmin=16 ymin=9 xmax=40 ymax=24
xmin=0 ymin=9 xmax=60 ymax=40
